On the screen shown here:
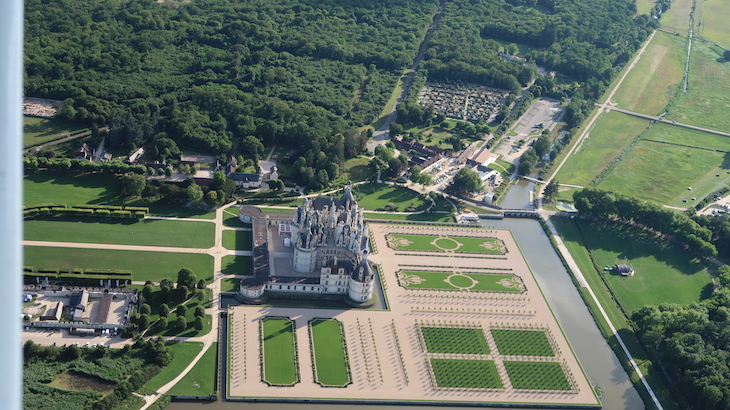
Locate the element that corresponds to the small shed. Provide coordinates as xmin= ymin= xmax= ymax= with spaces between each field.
xmin=615 ymin=264 xmax=634 ymax=277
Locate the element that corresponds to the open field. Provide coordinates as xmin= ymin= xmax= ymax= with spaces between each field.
xmin=658 ymin=0 xmax=693 ymax=35
xmin=503 ymin=361 xmax=570 ymax=390
xmin=403 ymin=124 xmax=458 ymax=150
xmin=571 ymin=219 xmax=713 ymax=314
xmin=429 ymin=359 xmax=503 ymax=389
xmin=220 ymin=277 xmax=242 ymax=292
xmin=598 ymin=135 xmax=727 ymax=204
xmin=24 ymin=246 xmax=214 ymax=283
xmin=421 ymin=327 xmax=490 ymax=354
xmin=222 ymin=230 xmax=252 ymax=251
xmin=222 ymin=208 xmax=250 ymax=228
xmin=309 ymin=319 xmax=350 ymax=387
xmin=611 ymin=32 xmax=686 ymax=114
xmin=261 ymin=318 xmax=299 ymax=386
xmin=386 ymin=234 xmax=507 ymax=254
xmin=554 ymin=112 xmax=649 ymax=187
xmin=24 ymin=218 xmax=214 ymax=249
xmin=221 ymin=255 xmax=252 ymax=275
xmin=167 ymin=343 xmax=218 ymax=396
xmin=699 ymin=0 xmax=730 ymax=48
xmin=140 ymin=342 xmax=204 ymax=394
xmin=23 ymin=116 xmax=87 ymax=148
xmin=398 ymin=271 xmax=522 ymax=292
xmin=635 ymin=0 xmax=656 ymax=14
xmin=491 ymin=329 xmax=555 ymax=357
xmin=665 ymin=41 xmax=730 ymax=131
xmin=352 ymin=183 xmax=428 ymax=212
xmin=364 ymin=212 xmax=453 ymax=222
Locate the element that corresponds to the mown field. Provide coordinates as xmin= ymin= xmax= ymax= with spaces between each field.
xmin=310 ymin=319 xmax=350 ymax=387
xmin=221 ymin=256 xmax=252 ymax=276
xmin=261 ymin=318 xmax=298 ymax=386
xmin=598 ymin=126 xmax=728 ymax=204
xmin=222 ymin=230 xmax=252 ymax=251
xmin=352 ymin=183 xmax=428 ymax=212
xmin=611 ymin=32 xmax=686 ymax=115
xmin=554 ymin=112 xmax=649 ymax=187
xmin=24 ymin=246 xmax=214 ymax=283
xmin=665 ymin=41 xmax=730 ymax=132
xmin=24 ymin=218 xmax=215 ymax=249
xmin=167 ymin=343 xmax=218 ymax=397
xmin=23 ymin=116 xmax=87 ymax=148
xmin=699 ymin=0 xmax=730 ymax=49
xmin=139 ymin=342 xmax=204 ymax=394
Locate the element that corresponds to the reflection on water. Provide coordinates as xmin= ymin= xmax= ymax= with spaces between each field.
xmin=500 ymin=180 xmax=535 ymax=210
xmin=171 ymin=218 xmax=644 ymax=410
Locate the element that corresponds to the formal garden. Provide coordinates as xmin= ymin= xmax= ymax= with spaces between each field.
xmin=429 ymin=359 xmax=503 ymax=389
xmin=260 ymin=317 xmax=299 ymax=386
xmin=308 ymin=318 xmax=352 ymax=387
xmin=398 ymin=270 xmax=524 ymax=292
xmin=420 ymin=326 xmax=490 ymax=355
xmin=503 ymin=361 xmax=572 ymax=391
xmin=386 ymin=233 xmax=506 ymax=254
xmin=491 ymin=329 xmax=556 ymax=357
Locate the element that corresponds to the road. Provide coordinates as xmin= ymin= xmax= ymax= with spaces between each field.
xmin=601 ymin=105 xmax=730 ymax=138
xmin=22 ymin=127 xmax=108 ymax=154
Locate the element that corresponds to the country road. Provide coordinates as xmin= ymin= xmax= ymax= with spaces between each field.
xmin=601 ymin=105 xmax=730 ymax=138
xmin=22 ymin=127 xmax=109 ymax=154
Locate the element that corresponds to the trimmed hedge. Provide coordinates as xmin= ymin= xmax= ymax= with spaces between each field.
xmin=23 ymin=204 xmax=148 ymax=219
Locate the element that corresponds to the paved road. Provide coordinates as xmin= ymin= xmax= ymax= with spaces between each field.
xmin=602 ymin=105 xmax=730 ymax=138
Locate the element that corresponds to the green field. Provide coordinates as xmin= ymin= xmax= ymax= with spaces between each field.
xmin=429 ymin=359 xmax=503 ymax=389
xmin=364 ymin=212 xmax=454 ymax=222
xmin=24 ymin=246 xmax=214 ymax=283
xmin=145 ymin=294 xmax=213 ymax=338
xmin=699 ymin=0 xmax=730 ymax=48
xmin=25 ymin=218 xmax=215 ymax=249
xmin=568 ymin=219 xmax=712 ymax=314
xmin=309 ymin=319 xmax=351 ymax=387
xmin=598 ymin=135 xmax=727 ymax=204
xmin=23 ymin=116 xmax=87 ymax=148
xmin=221 ymin=255 xmax=252 ymax=275
xmin=222 ymin=208 xmax=250 ymax=228
xmin=261 ymin=318 xmax=299 ymax=386
xmin=658 ymin=0 xmax=693 ymax=35
xmin=490 ymin=329 xmax=555 ymax=357
xmin=612 ymin=32 xmax=686 ymax=115
xmin=666 ymin=41 xmax=730 ymax=131
xmin=220 ymin=277 xmax=242 ymax=292
xmin=635 ymin=0 xmax=656 ymax=14
xmin=223 ymin=230 xmax=252 ymax=251
xmin=140 ymin=342 xmax=204 ymax=394
xmin=420 ymin=327 xmax=490 ymax=354
xmin=503 ymin=361 xmax=571 ymax=390
xmin=386 ymin=234 xmax=506 ymax=254
xmin=352 ymin=183 xmax=428 ymax=212
xmin=555 ymin=112 xmax=649 ymax=186
xmin=167 ymin=343 xmax=218 ymax=397
xmin=398 ymin=271 xmax=523 ymax=292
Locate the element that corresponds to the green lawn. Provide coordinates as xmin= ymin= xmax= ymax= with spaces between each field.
xmin=386 ymin=234 xmax=507 ymax=254
xmin=261 ymin=318 xmax=299 ymax=386
xmin=220 ymin=277 xmax=241 ymax=292
xmin=363 ymin=212 xmax=454 ymax=222
xmin=221 ymin=256 xmax=252 ymax=275
xmin=490 ymin=329 xmax=555 ymax=357
xmin=139 ymin=342 xmax=204 ymax=394
xmin=503 ymin=361 xmax=571 ymax=390
xmin=145 ymin=294 xmax=213 ymax=338
xmin=658 ymin=0 xmax=693 ymax=35
xmin=429 ymin=359 xmax=503 ymax=389
xmin=309 ymin=319 xmax=351 ymax=387
xmin=352 ymin=183 xmax=428 ymax=212
xmin=24 ymin=246 xmax=214 ymax=283
xmin=25 ymin=218 xmax=214 ymax=249
xmin=700 ymin=0 xmax=730 ymax=48
xmin=665 ymin=41 xmax=730 ymax=132
xmin=555 ymin=111 xmax=649 ymax=187
xmin=611 ymin=32 xmax=686 ymax=115
xmin=342 ymin=156 xmax=374 ymax=183
xmin=167 ymin=343 xmax=218 ymax=397
xmin=569 ymin=219 xmax=713 ymax=314
xmin=222 ymin=230 xmax=252 ymax=251
xmin=398 ymin=271 xmax=523 ymax=292
xmin=420 ymin=327 xmax=490 ymax=354
xmin=222 ymin=208 xmax=251 ymax=228
xmin=23 ymin=116 xmax=87 ymax=148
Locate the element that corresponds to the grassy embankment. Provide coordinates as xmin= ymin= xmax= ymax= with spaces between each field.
xmin=167 ymin=343 xmax=218 ymax=396
xmin=139 ymin=342 xmax=204 ymax=394
xmin=23 ymin=116 xmax=87 ymax=148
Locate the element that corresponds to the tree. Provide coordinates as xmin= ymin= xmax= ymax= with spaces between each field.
xmin=725 ymin=49 xmax=730 ymax=60
xmin=204 ymin=190 xmax=218 ymax=207
xmin=450 ymin=167 xmax=484 ymax=195
xmin=139 ymin=303 xmax=151 ymax=315
xmin=197 ymin=291 xmax=207 ymax=302
xmin=164 ymin=167 xmax=172 ymax=177
xmin=142 ymin=284 xmax=153 ymax=300
xmin=544 ymin=180 xmax=559 ymax=202
xmin=410 ymin=166 xmax=423 ymax=183
xmin=197 ymin=279 xmax=206 ymax=290
xmin=157 ymin=317 xmax=168 ymax=330
xmin=119 ymin=172 xmax=146 ymax=197
xmin=194 ymin=306 xmax=205 ymax=318
xmin=718 ymin=265 xmax=730 ymax=288
xmin=177 ymin=268 xmax=197 ymax=290
xmin=176 ymin=316 xmax=187 ymax=331
xmin=533 ymin=136 xmax=550 ymax=159
xmin=176 ymin=305 xmax=188 ymax=318
xmin=194 ymin=316 xmax=204 ymax=331
xmin=138 ymin=314 xmax=150 ymax=329
xmin=63 ymin=344 xmax=82 ymax=360
xmin=159 ymin=303 xmax=170 ymax=318
xmin=268 ymin=179 xmax=284 ymax=190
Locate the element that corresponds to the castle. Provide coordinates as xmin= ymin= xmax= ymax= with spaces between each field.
xmin=237 ymin=183 xmax=375 ymax=304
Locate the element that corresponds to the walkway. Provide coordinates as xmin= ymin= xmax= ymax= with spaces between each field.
xmin=601 ymin=105 xmax=730 ymax=138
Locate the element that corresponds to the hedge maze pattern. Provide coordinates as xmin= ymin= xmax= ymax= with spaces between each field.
xmin=386 ymin=234 xmax=507 ymax=254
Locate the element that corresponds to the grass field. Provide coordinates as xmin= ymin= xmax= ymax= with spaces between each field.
xmin=490 ymin=330 xmax=555 ymax=357
xmin=352 ymin=183 xmax=428 ymax=212
xmin=140 ymin=342 xmax=204 ymax=394
xmin=598 ymin=136 xmax=726 ymax=204
xmin=635 ymin=0 xmax=656 ymax=14
xmin=363 ymin=212 xmax=454 ymax=222
xmin=221 ymin=256 xmax=252 ymax=275
xmin=503 ymin=361 xmax=571 ymax=390
xmin=23 ymin=116 xmax=87 ymax=148
xmin=420 ymin=327 xmax=490 ymax=354
xmin=222 ymin=208 xmax=250 ymax=228
xmin=25 ymin=218 xmax=214 ymax=249
xmin=429 ymin=359 xmax=503 ymax=389
xmin=24 ymin=246 xmax=214 ymax=283
xmin=146 ymin=297 xmax=213 ymax=338
xmin=398 ymin=271 xmax=523 ymax=292
xmin=386 ymin=234 xmax=507 ymax=254
xmin=261 ymin=318 xmax=299 ymax=386
xmin=665 ymin=41 xmax=730 ymax=131
xmin=554 ymin=112 xmax=649 ymax=187
xmin=167 ymin=343 xmax=218 ymax=396
xmin=658 ymin=0 xmax=693 ymax=35
xmin=569 ymin=219 xmax=712 ymax=314
xmin=309 ymin=319 xmax=351 ymax=387
xmin=220 ymin=277 xmax=242 ymax=292
xmin=611 ymin=32 xmax=686 ymax=115
xmin=699 ymin=0 xmax=730 ymax=48
xmin=222 ymin=230 xmax=252 ymax=251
